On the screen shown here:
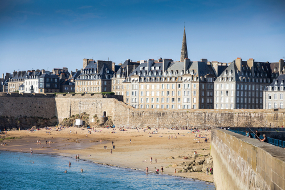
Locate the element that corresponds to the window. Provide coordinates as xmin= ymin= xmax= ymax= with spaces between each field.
xmin=280 ymin=94 xmax=283 ymax=100
xmin=146 ymin=98 xmax=149 ymax=103
xmin=274 ymin=94 xmax=277 ymax=100
xmin=178 ymin=91 xmax=181 ymax=96
xmin=193 ymin=98 xmax=196 ymax=103
xmin=161 ymin=98 xmax=164 ymax=103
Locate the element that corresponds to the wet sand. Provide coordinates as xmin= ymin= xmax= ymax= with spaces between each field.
xmin=0 ymin=127 xmax=213 ymax=182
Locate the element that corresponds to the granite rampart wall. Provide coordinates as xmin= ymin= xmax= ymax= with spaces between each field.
xmin=1 ymin=93 xmax=285 ymax=129
xmin=211 ymin=129 xmax=285 ymax=190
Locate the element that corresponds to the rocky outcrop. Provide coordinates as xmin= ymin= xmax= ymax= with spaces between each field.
xmin=181 ymin=154 xmax=213 ymax=174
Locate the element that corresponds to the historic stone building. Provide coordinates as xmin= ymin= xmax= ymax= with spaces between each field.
xmin=123 ymin=57 xmax=218 ymax=109
xmin=112 ymin=59 xmax=139 ymax=95
xmin=263 ymin=73 xmax=285 ymax=109
xmin=7 ymin=71 xmax=27 ymax=93
xmin=214 ymin=58 xmax=284 ymax=109
xmin=24 ymin=70 xmax=41 ymax=93
xmin=75 ymin=59 xmax=117 ymax=93
xmin=38 ymin=71 xmax=60 ymax=93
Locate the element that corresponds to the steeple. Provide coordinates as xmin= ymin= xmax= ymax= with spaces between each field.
xmin=180 ymin=27 xmax=188 ymax=62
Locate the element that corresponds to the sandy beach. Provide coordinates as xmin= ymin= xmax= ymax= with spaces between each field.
xmin=0 ymin=126 xmax=213 ymax=182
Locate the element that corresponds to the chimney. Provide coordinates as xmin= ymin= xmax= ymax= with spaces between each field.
xmin=2 ymin=73 xmax=4 ymax=79
xmin=112 ymin=62 xmax=115 ymax=72
xmin=235 ymin=58 xmax=242 ymax=71
xmin=279 ymin=59 xmax=284 ymax=74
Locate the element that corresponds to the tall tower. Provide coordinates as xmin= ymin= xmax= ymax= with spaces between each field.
xmin=180 ymin=27 xmax=188 ymax=62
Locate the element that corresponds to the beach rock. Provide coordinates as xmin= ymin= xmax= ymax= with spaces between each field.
xmin=192 ymin=165 xmax=203 ymax=172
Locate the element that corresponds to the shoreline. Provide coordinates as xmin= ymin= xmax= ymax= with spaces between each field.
xmin=0 ymin=127 xmax=213 ymax=183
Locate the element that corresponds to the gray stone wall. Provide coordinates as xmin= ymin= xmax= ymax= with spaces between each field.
xmin=2 ymin=93 xmax=285 ymax=129
xmin=211 ymin=129 xmax=285 ymax=190
xmin=0 ymin=93 xmax=56 ymax=118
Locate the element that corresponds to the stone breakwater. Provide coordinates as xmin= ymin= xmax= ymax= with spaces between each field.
xmin=1 ymin=93 xmax=285 ymax=129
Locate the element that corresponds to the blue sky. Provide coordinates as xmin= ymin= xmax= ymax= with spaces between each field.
xmin=0 ymin=0 xmax=284 ymax=74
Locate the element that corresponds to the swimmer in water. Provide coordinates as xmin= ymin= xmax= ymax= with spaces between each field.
xmin=69 ymin=162 xmax=71 ymax=167
xmin=64 ymin=170 xmax=67 ymax=173
xmin=81 ymin=169 xmax=83 ymax=173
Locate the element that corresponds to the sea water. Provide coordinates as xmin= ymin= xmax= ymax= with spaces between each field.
xmin=0 ymin=151 xmax=215 ymax=190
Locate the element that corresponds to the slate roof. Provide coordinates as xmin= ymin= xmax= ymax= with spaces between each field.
xmin=78 ymin=61 xmax=114 ymax=80
xmin=265 ymin=74 xmax=285 ymax=90
xmin=188 ymin=61 xmax=215 ymax=77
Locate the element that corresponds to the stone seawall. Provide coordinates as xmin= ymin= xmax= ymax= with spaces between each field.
xmin=1 ymin=93 xmax=285 ymax=128
xmin=211 ymin=129 xmax=285 ymax=190
xmin=0 ymin=93 xmax=56 ymax=118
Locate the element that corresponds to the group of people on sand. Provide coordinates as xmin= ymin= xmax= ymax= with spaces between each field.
xmin=145 ymin=166 xmax=164 ymax=174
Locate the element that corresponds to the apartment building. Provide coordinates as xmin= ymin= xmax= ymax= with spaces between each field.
xmin=7 ymin=71 xmax=26 ymax=92
xmin=112 ymin=59 xmax=140 ymax=95
xmin=75 ymin=59 xmax=116 ymax=93
xmin=123 ymin=58 xmax=217 ymax=109
xmin=263 ymin=74 xmax=285 ymax=109
xmin=214 ymin=58 xmax=283 ymax=109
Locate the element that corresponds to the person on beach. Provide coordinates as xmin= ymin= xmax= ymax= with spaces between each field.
xmin=69 ymin=162 xmax=71 ymax=167
xmin=161 ymin=166 xmax=163 ymax=172
xmin=146 ymin=167 xmax=148 ymax=173
xmin=112 ymin=141 xmax=114 ymax=145
xmin=130 ymin=139 xmax=131 ymax=144
xmin=77 ymin=154 xmax=80 ymax=159
xmin=76 ymin=155 xmax=78 ymax=159
xmin=150 ymin=157 xmax=152 ymax=163
xmin=111 ymin=149 xmax=112 ymax=154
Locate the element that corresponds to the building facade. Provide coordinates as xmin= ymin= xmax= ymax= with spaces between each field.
xmin=75 ymin=59 xmax=116 ymax=93
xmin=263 ymin=74 xmax=285 ymax=109
xmin=7 ymin=71 xmax=26 ymax=93
xmin=214 ymin=58 xmax=283 ymax=109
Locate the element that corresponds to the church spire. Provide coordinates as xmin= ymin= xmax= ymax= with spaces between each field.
xmin=180 ymin=27 xmax=188 ymax=62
